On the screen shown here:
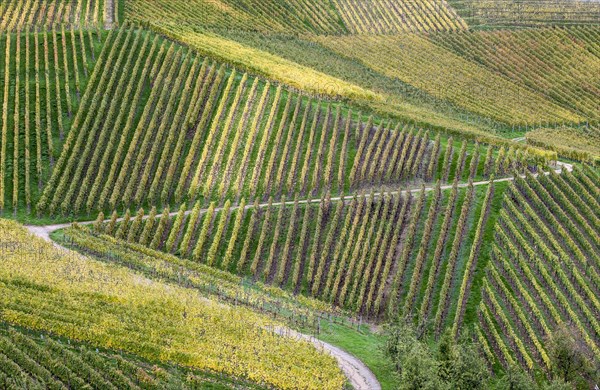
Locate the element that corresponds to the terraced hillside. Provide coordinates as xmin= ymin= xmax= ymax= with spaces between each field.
xmin=0 ymin=29 xmax=103 ymax=212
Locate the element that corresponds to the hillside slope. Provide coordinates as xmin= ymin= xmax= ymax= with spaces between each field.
xmin=0 ymin=29 xmax=104 ymax=213
xmin=314 ymin=34 xmax=582 ymax=126
xmin=36 ymin=27 xmax=442 ymax=217
xmin=0 ymin=325 xmax=261 ymax=389
xmin=0 ymin=0 xmax=113 ymax=31
xmin=0 ymin=217 xmax=345 ymax=389
xmin=479 ymin=168 xmax=600 ymax=372
xmin=429 ymin=27 xmax=600 ymax=123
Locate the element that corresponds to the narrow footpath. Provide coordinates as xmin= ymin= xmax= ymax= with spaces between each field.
xmin=24 ymin=166 xmax=573 ymax=390
xmin=27 ymin=176 xmax=522 ymax=242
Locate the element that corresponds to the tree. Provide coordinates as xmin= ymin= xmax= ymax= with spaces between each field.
xmin=547 ymin=325 xmax=596 ymax=385
xmin=541 ymin=380 xmax=572 ymax=390
xmin=386 ymin=322 xmax=488 ymax=390
xmin=495 ymin=365 xmax=535 ymax=390
xmin=437 ymin=330 xmax=455 ymax=382
xmin=385 ymin=320 xmax=419 ymax=372
xmin=452 ymin=333 xmax=489 ymax=390
xmin=401 ymin=344 xmax=446 ymax=390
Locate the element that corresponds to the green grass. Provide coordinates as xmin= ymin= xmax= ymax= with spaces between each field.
xmin=461 ymin=180 xmax=508 ymax=328
xmin=312 ymin=322 xmax=399 ymax=390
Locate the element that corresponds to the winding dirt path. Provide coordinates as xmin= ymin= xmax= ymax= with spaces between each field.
xmin=24 ymin=168 xmax=573 ymax=389
xmin=274 ymin=327 xmax=381 ymax=390
xmin=24 ymin=218 xmax=383 ymax=389
xmin=26 ymin=164 xmax=572 ymax=241
xmin=27 ymin=178 xmax=515 ymax=240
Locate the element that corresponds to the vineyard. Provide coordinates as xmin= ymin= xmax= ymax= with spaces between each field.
xmin=1 ymin=0 xmax=600 ymax=389
xmin=19 ymin=161 xmax=600 ymax=388
xmin=125 ymin=0 xmax=600 ymax=135
xmin=0 ymin=325 xmax=262 ymax=389
xmin=449 ymin=0 xmax=600 ymax=28
xmin=126 ymin=0 xmax=467 ymax=34
xmin=428 ymin=26 xmax=600 ymax=123
xmin=478 ymin=167 xmax=600 ymax=372
xmin=125 ymin=0 xmax=345 ymax=34
xmin=61 ymin=222 xmax=337 ymax=321
xmin=526 ymin=124 xmax=600 ymax=164
xmin=36 ymin=27 xmax=448 ymax=217
xmin=96 ymin=176 xmax=507 ymax=321
xmin=152 ymin=27 xmax=379 ymax=101
xmin=0 ymin=0 xmax=113 ymax=31
xmin=0 ymin=29 xmax=103 ymax=213
xmin=141 ymin=26 xmax=525 ymax=143
xmin=314 ymin=34 xmax=582 ymax=127
xmin=331 ymin=0 xmax=467 ymax=33
xmin=0 ymin=218 xmax=345 ymax=389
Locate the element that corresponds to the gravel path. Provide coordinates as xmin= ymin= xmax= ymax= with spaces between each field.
xmin=24 ymin=219 xmax=383 ymax=389
xmin=27 ymin=164 xmax=573 ymax=241
xmin=274 ymin=327 xmax=381 ymax=390
xmin=23 ymin=168 xmax=572 ymax=389
xmin=27 ymin=178 xmax=513 ymax=240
